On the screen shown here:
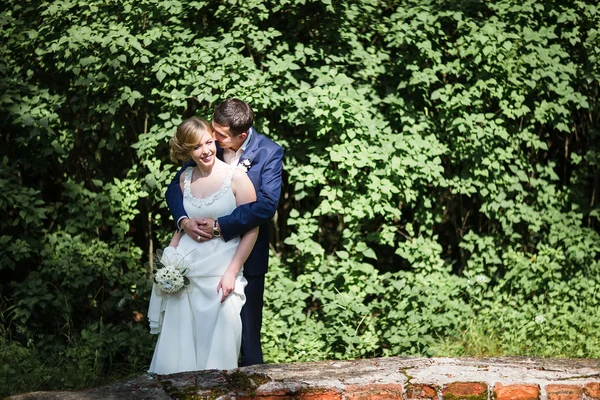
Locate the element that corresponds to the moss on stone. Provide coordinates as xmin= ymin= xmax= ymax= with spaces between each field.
xmin=225 ymin=371 xmax=270 ymax=396
xmin=399 ymin=367 xmax=415 ymax=382
xmin=160 ymin=379 xmax=228 ymax=400
xmin=156 ymin=371 xmax=270 ymax=399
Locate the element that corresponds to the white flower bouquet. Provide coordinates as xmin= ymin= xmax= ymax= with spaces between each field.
xmin=151 ymin=247 xmax=191 ymax=295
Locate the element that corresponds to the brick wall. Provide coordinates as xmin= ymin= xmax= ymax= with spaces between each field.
xmin=8 ymin=357 xmax=600 ymax=399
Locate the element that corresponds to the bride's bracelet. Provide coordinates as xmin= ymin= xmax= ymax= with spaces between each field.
xmin=181 ymin=218 xmax=191 ymax=230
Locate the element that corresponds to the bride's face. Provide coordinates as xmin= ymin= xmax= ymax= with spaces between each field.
xmin=190 ymin=130 xmax=216 ymax=168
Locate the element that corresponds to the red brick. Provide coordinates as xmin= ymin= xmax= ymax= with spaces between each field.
xmin=442 ymin=382 xmax=487 ymax=399
xmin=547 ymin=384 xmax=583 ymax=400
xmin=584 ymin=383 xmax=600 ymax=399
xmin=239 ymin=386 xmax=340 ymax=399
xmin=406 ymin=384 xmax=438 ymax=400
xmin=344 ymin=383 xmax=403 ymax=399
xmin=295 ymin=388 xmax=342 ymax=399
xmin=494 ymin=383 xmax=540 ymax=400
xmin=238 ymin=397 xmax=294 ymax=400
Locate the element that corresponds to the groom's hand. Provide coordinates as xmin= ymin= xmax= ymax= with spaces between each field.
xmin=182 ymin=218 xmax=212 ymax=242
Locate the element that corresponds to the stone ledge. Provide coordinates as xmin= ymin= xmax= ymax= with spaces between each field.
xmin=7 ymin=357 xmax=600 ymax=399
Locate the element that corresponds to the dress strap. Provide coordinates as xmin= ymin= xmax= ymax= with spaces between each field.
xmin=223 ymin=164 xmax=237 ymax=188
xmin=183 ymin=167 xmax=194 ymax=198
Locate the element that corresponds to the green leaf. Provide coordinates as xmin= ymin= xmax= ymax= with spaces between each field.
xmin=362 ymin=248 xmax=377 ymax=260
xmin=336 ymin=250 xmax=349 ymax=259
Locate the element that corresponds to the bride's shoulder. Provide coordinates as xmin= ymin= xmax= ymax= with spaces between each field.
xmin=231 ymin=169 xmax=255 ymax=200
xmin=230 ymin=166 xmax=251 ymax=186
xmin=232 ymin=167 xmax=251 ymax=181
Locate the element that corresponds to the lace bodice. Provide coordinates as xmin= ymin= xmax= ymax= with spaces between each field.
xmin=183 ymin=166 xmax=237 ymax=219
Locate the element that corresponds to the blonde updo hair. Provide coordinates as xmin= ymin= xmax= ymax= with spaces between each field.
xmin=169 ymin=117 xmax=213 ymax=163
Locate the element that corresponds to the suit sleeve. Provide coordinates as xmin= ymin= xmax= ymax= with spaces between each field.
xmin=219 ymin=145 xmax=284 ymax=241
xmin=165 ymin=161 xmax=193 ymax=229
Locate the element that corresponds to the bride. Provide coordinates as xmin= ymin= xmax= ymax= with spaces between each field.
xmin=147 ymin=117 xmax=258 ymax=374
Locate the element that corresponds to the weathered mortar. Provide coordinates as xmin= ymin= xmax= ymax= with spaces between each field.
xmin=7 ymin=357 xmax=600 ymax=399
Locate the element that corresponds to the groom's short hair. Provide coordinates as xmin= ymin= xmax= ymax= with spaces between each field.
xmin=213 ymin=99 xmax=254 ymax=136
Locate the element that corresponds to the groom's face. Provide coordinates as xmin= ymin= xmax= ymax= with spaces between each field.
xmin=212 ymin=121 xmax=247 ymax=152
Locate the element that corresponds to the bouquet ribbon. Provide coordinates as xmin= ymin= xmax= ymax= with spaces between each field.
xmin=148 ymin=246 xmax=182 ymax=334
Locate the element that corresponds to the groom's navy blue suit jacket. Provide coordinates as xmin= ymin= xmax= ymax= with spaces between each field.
xmin=165 ymin=127 xmax=284 ymax=276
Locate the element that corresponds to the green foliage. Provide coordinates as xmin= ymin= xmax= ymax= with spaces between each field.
xmin=0 ymin=319 xmax=154 ymax=395
xmin=1 ymin=0 xmax=600 ymax=396
xmin=263 ymin=0 xmax=600 ymax=364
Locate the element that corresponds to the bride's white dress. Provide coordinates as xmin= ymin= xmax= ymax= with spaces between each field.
xmin=148 ymin=166 xmax=247 ymax=374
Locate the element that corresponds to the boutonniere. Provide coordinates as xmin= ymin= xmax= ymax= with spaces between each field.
xmin=239 ymin=159 xmax=252 ymax=172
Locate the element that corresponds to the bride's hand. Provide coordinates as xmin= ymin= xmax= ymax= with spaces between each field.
xmin=168 ymin=231 xmax=183 ymax=248
xmin=217 ymin=271 xmax=236 ymax=303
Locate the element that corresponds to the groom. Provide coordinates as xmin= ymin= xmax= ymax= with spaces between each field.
xmin=166 ymin=98 xmax=284 ymax=366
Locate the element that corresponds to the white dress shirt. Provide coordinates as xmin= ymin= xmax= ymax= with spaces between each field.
xmin=223 ymin=129 xmax=253 ymax=165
